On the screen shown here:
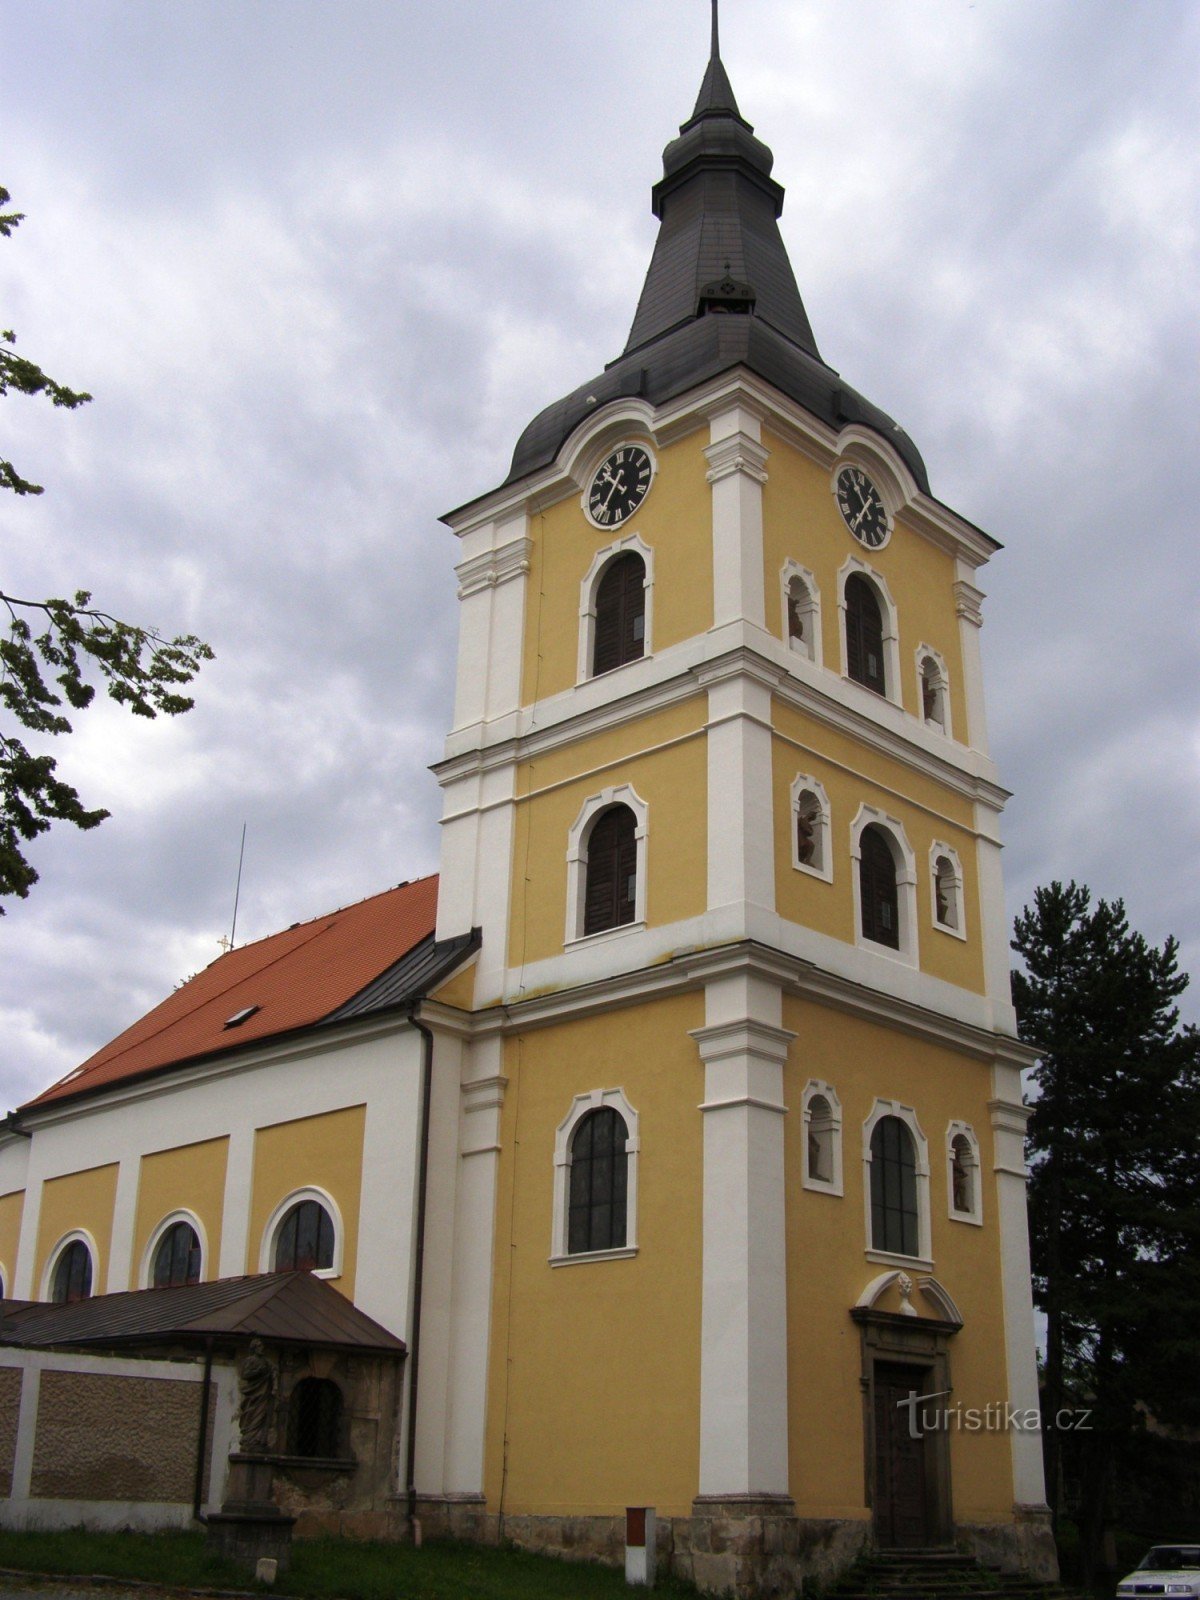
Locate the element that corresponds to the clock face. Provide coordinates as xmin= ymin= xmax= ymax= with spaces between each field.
xmin=835 ymin=466 xmax=890 ymax=548
xmin=587 ymin=445 xmax=653 ymax=528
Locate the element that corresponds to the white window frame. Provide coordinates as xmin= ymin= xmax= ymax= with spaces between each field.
xmin=780 ymin=560 xmax=822 ymax=664
xmin=916 ymin=644 xmax=952 ymax=737
xmin=258 ymin=1185 xmax=344 ymax=1281
xmin=564 ymin=783 xmax=648 ymax=947
xmin=0 ymin=1261 xmax=6 ymax=1299
xmin=837 ymin=557 xmax=901 ymax=704
xmin=929 ymin=841 xmax=966 ymax=940
xmin=550 ymin=1087 xmax=640 ymax=1266
xmin=41 ymin=1228 xmax=99 ymax=1302
xmin=577 ymin=531 xmax=655 ymax=684
xmin=947 ymin=1121 xmax=983 ymax=1226
xmin=801 ymin=1079 xmax=843 ymax=1195
xmin=790 ymin=774 xmax=832 ymax=882
xmin=850 ymin=803 xmax=918 ymax=967
xmin=862 ymin=1099 xmax=932 ymax=1268
xmin=140 ymin=1207 xmax=208 ymax=1289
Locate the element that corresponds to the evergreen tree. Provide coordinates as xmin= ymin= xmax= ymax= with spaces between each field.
xmin=1012 ymin=883 xmax=1200 ymax=1582
xmin=1 ymin=186 xmax=212 ymax=905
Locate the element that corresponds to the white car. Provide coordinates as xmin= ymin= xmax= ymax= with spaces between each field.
xmin=1118 ymin=1547 xmax=1200 ymax=1599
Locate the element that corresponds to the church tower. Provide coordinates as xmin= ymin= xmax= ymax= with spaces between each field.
xmin=424 ymin=11 xmax=1051 ymax=1589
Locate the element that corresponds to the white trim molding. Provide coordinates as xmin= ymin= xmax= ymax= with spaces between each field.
xmin=564 ymin=783 xmax=649 ymax=946
xmin=851 ymin=803 xmax=919 ymax=967
xmin=832 ymin=428 xmax=918 ymax=528
xmin=790 ymin=773 xmax=832 ymax=882
xmin=577 ymin=529 xmax=655 ymax=683
xmin=837 ymin=555 xmax=901 ymax=704
xmin=862 ymin=1098 xmax=932 ymax=1266
xmin=801 ymin=1078 xmax=843 ymax=1195
xmin=257 ymin=1184 xmax=344 ymax=1281
xmin=947 ymin=1120 xmax=983 ymax=1225
xmin=930 ymin=841 xmax=967 ymax=940
xmin=780 ymin=560 xmax=822 ymax=664
xmin=550 ymin=1087 xmax=640 ymax=1264
xmin=139 ymin=1208 xmax=208 ymax=1289
xmin=916 ymin=643 xmax=952 ymax=737
xmin=40 ymin=1228 xmax=99 ymax=1303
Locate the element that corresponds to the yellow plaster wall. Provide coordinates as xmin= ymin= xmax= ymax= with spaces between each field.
xmin=130 ymin=1136 xmax=229 ymax=1289
xmin=483 ymin=992 xmax=704 ymax=1516
xmin=0 ymin=1190 xmax=24 ymax=1294
xmin=510 ymin=699 xmax=708 ymax=967
xmin=521 ymin=430 xmax=713 ymax=706
xmin=247 ymin=1106 xmax=365 ymax=1298
xmin=34 ymin=1165 xmax=119 ymax=1298
xmin=761 ymin=428 xmax=970 ymax=741
xmin=429 ymin=964 xmax=477 ymax=1011
xmin=771 ymin=703 xmax=986 ymax=994
xmin=782 ymin=997 xmax=1012 ymax=1522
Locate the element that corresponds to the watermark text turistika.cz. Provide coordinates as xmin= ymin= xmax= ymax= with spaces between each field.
xmin=898 ymin=1391 xmax=1092 ymax=1441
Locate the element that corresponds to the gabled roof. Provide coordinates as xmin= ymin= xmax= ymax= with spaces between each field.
xmin=0 ymin=1271 xmax=406 ymax=1355
xmin=22 ymin=877 xmax=474 ymax=1114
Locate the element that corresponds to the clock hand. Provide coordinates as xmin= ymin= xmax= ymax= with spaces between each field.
xmin=603 ymin=471 xmax=626 ymax=509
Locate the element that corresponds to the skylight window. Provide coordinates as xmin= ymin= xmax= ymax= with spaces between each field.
xmin=223 ymin=1005 xmax=261 ymax=1029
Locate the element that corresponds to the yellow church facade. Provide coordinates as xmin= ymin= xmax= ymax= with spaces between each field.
xmin=0 ymin=18 xmax=1052 ymax=1594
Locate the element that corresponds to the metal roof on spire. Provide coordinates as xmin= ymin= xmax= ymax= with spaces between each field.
xmin=471 ymin=9 xmax=931 ymax=509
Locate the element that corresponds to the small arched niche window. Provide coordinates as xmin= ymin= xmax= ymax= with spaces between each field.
xmin=287 ymin=1376 xmax=344 ymax=1458
xmin=51 ymin=1238 xmax=93 ymax=1304
xmin=860 ymin=825 xmax=900 ymax=949
xmin=782 ymin=564 xmax=820 ymax=664
xmin=930 ymin=843 xmax=965 ymax=939
xmin=845 ymin=573 xmax=886 ymax=696
xmin=919 ymin=649 xmax=950 ymax=733
xmin=947 ymin=1123 xmax=982 ymax=1224
xmin=153 ymin=1220 xmax=202 ymax=1287
xmin=584 ymin=804 xmax=638 ymax=936
xmin=802 ymin=1080 xmax=843 ymax=1194
xmin=870 ymin=1116 xmax=919 ymax=1258
xmin=274 ymin=1198 xmax=335 ymax=1273
xmin=552 ymin=1088 xmax=639 ymax=1263
xmin=791 ymin=775 xmax=831 ymax=881
xmin=593 ymin=551 xmax=646 ymax=676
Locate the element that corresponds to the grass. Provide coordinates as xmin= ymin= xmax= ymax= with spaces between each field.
xmin=0 ymin=1529 xmax=702 ymax=1599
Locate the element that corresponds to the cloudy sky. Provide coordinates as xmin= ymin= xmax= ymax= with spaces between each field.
xmin=2 ymin=0 xmax=1197 ymax=1112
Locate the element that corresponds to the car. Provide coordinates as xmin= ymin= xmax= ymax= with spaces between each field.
xmin=1118 ymin=1547 xmax=1200 ymax=1598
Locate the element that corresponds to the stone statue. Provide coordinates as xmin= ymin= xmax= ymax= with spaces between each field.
xmin=236 ymin=1337 xmax=276 ymax=1453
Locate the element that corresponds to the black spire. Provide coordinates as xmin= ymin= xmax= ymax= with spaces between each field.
xmin=622 ymin=4 xmax=819 ymax=360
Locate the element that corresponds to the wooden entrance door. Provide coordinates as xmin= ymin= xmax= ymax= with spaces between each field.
xmin=873 ymin=1363 xmax=931 ymax=1548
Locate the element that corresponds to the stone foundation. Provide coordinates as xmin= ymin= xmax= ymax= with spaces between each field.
xmin=959 ymin=1505 xmax=1059 ymax=1583
xmin=414 ymin=1496 xmax=872 ymax=1597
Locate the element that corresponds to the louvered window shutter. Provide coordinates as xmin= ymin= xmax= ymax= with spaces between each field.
xmin=845 ymin=576 xmax=885 ymax=695
xmin=860 ymin=825 xmax=900 ymax=948
xmin=593 ymin=554 xmax=646 ymax=675
xmin=584 ymin=806 xmax=637 ymax=935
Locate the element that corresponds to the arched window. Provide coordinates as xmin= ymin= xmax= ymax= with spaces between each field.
xmin=933 ymin=854 xmax=958 ymax=931
xmin=860 ymin=825 xmax=899 ymax=949
xmin=592 ymin=552 xmax=646 ymax=676
xmin=919 ymin=651 xmax=949 ymax=731
xmin=845 ymin=574 xmax=886 ymax=695
xmin=802 ymin=1081 xmax=843 ymax=1194
xmin=274 ymin=1199 xmax=335 ymax=1273
xmin=870 ymin=1116 xmax=919 ymax=1257
xmin=153 ymin=1220 xmax=201 ymax=1287
xmin=52 ymin=1239 xmax=93 ymax=1304
xmin=584 ymin=804 xmax=638 ymax=936
xmin=287 ymin=1376 xmax=344 ymax=1458
xmin=791 ymin=777 xmax=831 ymax=880
xmin=947 ymin=1122 xmax=982 ymax=1224
xmin=568 ymin=1106 xmax=629 ymax=1255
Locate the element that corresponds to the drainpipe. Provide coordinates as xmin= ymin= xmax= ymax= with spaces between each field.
xmin=404 ymin=1005 xmax=435 ymax=1537
xmin=192 ymin=1337 xmax=215 ymax=1523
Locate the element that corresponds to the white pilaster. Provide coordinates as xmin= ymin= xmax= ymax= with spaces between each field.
xmin=450 ymin=515 xmax=531 ymax=736
xmin=975 ymin=807 xmax=1018 ymax=1030
xmin=699 ymin=656 xmax=779 ymax=918
xmin=105 ymin=1158 xmax=140 ymax=1291
xmin=706 ymin=407 xmax=769 ymax=631
xmin=691 ymin=975 xmax=794 ymax=1500
xmin=989 ymin=1078 xmax=1049 ymax=1510
xmin=216 ymin=1127 xmax=255 ymax=1279
xmin=954 ymin=564 xmax=989 ymax=755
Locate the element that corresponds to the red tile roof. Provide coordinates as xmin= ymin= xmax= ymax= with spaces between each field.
xmin=25 ymin=877 xmax=439 ymax=1111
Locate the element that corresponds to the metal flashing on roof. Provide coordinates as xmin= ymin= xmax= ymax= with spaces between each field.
xmin=327 ymin=927 xmax=480 ymax=1024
